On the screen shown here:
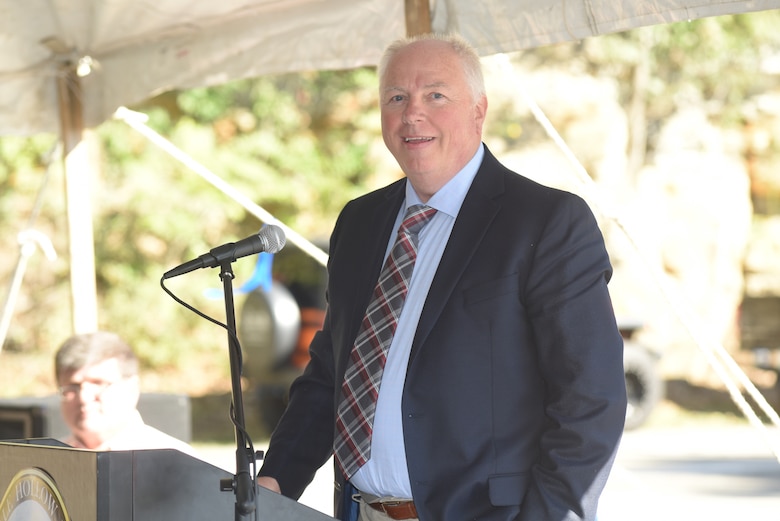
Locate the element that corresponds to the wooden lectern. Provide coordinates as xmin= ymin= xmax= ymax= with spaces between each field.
xmin=0 ymin=439 xmax=335 ymax=521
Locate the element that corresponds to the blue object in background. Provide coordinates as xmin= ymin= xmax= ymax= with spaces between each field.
xmin=203 ymin=253 xmax=274 ymax=299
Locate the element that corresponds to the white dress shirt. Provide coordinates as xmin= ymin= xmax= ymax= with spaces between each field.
xmin=350 ymin=145 xmax=484 ymax=497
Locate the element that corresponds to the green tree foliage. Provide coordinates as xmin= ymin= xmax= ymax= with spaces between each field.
xmin=0 ymin=133 xmax=70 ymax=361
xmin=0 ymin=67 xmax=382 ymax=394
xmin=140 ymin=68 xmax=380 ymax=233
xmin=525 ymin=12 xmax=780 ymax=140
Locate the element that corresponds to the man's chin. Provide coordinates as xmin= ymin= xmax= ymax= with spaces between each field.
xmin=75 ymin=417 xmax=108 ymax=434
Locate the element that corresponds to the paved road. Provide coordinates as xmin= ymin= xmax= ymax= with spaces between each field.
xmin=600 ymin=425 xmax=780 ymax=521
xmin=198 ymin=424 xmax=780 ymax=520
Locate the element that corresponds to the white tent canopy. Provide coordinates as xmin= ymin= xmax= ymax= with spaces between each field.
xmin=2 ymin=0 xmax=778 ymax=136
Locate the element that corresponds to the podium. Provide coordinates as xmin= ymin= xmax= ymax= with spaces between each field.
xmin=0 ymin=439 xmax=336 ymax=521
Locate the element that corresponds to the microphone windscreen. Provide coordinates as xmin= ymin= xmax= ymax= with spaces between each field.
xmin=261 ymin=224 xmax=286 ymax=254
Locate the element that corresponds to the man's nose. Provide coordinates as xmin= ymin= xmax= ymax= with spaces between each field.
xmin=402 ymin=98 xmax=424 ymax=124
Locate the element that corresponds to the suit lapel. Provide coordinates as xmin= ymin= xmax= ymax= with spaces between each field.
xmin=345 ymin=181 xmax=406 ymax=342
xmin=410 ymin=149 xmax=505 ymax=361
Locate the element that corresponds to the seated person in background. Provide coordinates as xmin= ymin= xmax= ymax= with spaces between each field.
xmin=55 ymin=331 xmax=195 ymax=454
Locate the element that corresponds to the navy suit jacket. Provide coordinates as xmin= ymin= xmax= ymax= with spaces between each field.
xmin=259 ymin=146 xmax=626 ymax=521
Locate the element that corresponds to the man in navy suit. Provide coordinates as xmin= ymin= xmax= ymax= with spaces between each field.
xmin=257 ymin=32 xmax=626 ymax=521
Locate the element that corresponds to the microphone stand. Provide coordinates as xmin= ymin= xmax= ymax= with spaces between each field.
xmin=217 ymin=260 xmax=257 ymax=520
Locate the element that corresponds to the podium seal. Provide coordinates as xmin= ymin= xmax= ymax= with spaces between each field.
xmin=0 ymin=468 xmax=70 ymax=521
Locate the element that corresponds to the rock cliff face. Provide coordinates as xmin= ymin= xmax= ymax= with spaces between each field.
xmin=483 ymin=58 xmax=780 ymax=394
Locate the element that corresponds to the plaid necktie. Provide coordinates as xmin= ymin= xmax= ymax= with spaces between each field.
xmin=334 ymin=204 xmax=437 ymax=479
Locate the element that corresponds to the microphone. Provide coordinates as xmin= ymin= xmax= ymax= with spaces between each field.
xmin=163 ymin=224 xmax=286 ymax=279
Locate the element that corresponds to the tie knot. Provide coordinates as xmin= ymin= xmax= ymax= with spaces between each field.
xmin=399 ymin=205 xmax=437 ymax=236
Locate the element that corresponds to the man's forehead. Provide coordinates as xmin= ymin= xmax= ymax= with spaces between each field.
xmin=382 ymin=51 xmax=464 ymax=91
xmin=383 ymin=81 xmax=449 ymax=93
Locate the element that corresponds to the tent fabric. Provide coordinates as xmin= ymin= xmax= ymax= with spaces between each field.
xmin=1 ymin=0 xmax=778 ymax=136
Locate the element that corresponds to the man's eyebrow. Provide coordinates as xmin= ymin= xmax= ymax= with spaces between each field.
xmin=425 ymin=82 xmax=448 ymax=89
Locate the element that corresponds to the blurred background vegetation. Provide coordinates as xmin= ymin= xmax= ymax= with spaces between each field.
xmin=1 ymin=12 xmax=780 ymax=440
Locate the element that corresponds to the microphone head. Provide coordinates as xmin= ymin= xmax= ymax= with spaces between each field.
xmin=259 ymin=224 xmax=286 ymax=254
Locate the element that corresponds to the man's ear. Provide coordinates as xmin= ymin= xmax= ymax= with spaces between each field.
xmin=475 ymin=94 xmax=488 ymax=133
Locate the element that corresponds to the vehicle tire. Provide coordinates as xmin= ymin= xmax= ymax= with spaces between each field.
xmin=623 ymin=341 xmax=664 ymax=430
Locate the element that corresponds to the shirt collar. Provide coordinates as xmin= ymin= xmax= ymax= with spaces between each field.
xmin=405 ymin=143 xmax=484 ymax=219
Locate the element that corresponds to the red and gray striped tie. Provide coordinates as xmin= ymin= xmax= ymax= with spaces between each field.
xmin=334 ymin=204 xmax=437 ymax=479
